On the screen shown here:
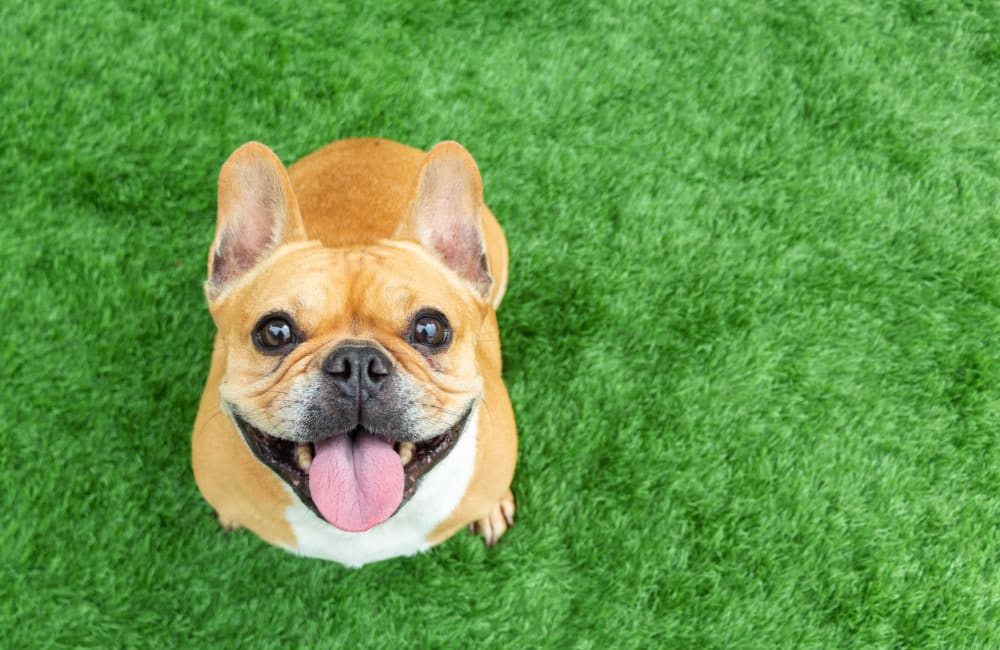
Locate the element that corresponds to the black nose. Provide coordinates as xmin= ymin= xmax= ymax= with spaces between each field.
xmin=322 ymin=344 xmax=392 ymax=399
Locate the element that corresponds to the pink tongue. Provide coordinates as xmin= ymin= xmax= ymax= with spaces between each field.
xmin=308 ymin=432 xmax=404 ymax=532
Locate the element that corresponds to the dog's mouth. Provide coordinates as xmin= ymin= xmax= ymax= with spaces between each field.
xmin=231 ymin=408 xmax=469 ymax=532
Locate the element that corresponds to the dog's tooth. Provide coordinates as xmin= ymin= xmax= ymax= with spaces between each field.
xmin=295 ymin=444 xmax=313 ymax=471
xmin=398 ymin=442 xmax=415 ymax=466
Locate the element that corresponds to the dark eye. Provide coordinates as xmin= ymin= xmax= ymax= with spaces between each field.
xmin=255 ymin=316 xmax=297 ymax=352
xmin=412 ymin=313 xmax=449 ymax=348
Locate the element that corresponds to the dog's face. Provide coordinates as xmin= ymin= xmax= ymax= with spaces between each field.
xmin=205 ymin=142 xmax=492 ymax=533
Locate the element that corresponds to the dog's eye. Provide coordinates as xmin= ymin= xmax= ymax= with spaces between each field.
xmin=412 ymin=314 xmax=449 ymax=348
xmin=255 ymin=317 xmax=297 ymax=352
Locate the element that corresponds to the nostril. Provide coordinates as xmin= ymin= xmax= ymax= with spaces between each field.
xmin=367 ymin=355 xmax=390 ymax=380
xmin=326 ymin=356 xmax=352 ymax=380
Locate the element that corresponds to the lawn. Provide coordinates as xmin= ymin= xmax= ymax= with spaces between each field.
xmin=3 ymin=0 xmax=1000 ymax=647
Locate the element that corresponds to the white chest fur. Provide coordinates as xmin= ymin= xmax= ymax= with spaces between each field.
xmin=280 ymin=407 xmax=479 ymax=567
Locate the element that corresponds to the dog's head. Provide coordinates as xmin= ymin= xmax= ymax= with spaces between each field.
xmin=204 ymin=141 xmax=493 ymax=532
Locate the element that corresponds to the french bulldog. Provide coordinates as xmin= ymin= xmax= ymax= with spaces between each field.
xmin=191 ymin=138 xmax=517 ymax=567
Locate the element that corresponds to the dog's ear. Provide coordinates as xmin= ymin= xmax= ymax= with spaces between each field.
xmin=206 ymin=142 xmax=306 ymax=302
xmin=399 ymin=141 xmax=492 ymax=299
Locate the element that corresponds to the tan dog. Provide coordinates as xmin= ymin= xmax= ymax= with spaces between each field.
xmin=191 ymin=138 xmax=517 ymax=566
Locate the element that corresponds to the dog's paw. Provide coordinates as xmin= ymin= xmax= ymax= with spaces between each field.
xmin=469 ymin=489 xmax=515 ymax=547
xmin=215 ymin=511 xmax=242 ymax=533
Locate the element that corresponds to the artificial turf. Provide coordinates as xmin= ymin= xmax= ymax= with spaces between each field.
xmin=3 ymin=0 xmax=1000 ymax=647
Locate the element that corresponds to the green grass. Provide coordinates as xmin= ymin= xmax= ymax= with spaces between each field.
xmin=3 ymin=0 xmax=1000 ymax=646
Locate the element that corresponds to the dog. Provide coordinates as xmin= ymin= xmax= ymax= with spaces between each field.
xmin=191 ymin=138 xmax=518 ymax=566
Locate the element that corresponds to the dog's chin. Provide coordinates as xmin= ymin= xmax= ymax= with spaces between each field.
xmin=230 ymin=407 xmax=472 ymax=526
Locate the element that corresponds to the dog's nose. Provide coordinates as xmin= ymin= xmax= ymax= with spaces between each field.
xmin=322 ymin=344 xmax=392 ymax=399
